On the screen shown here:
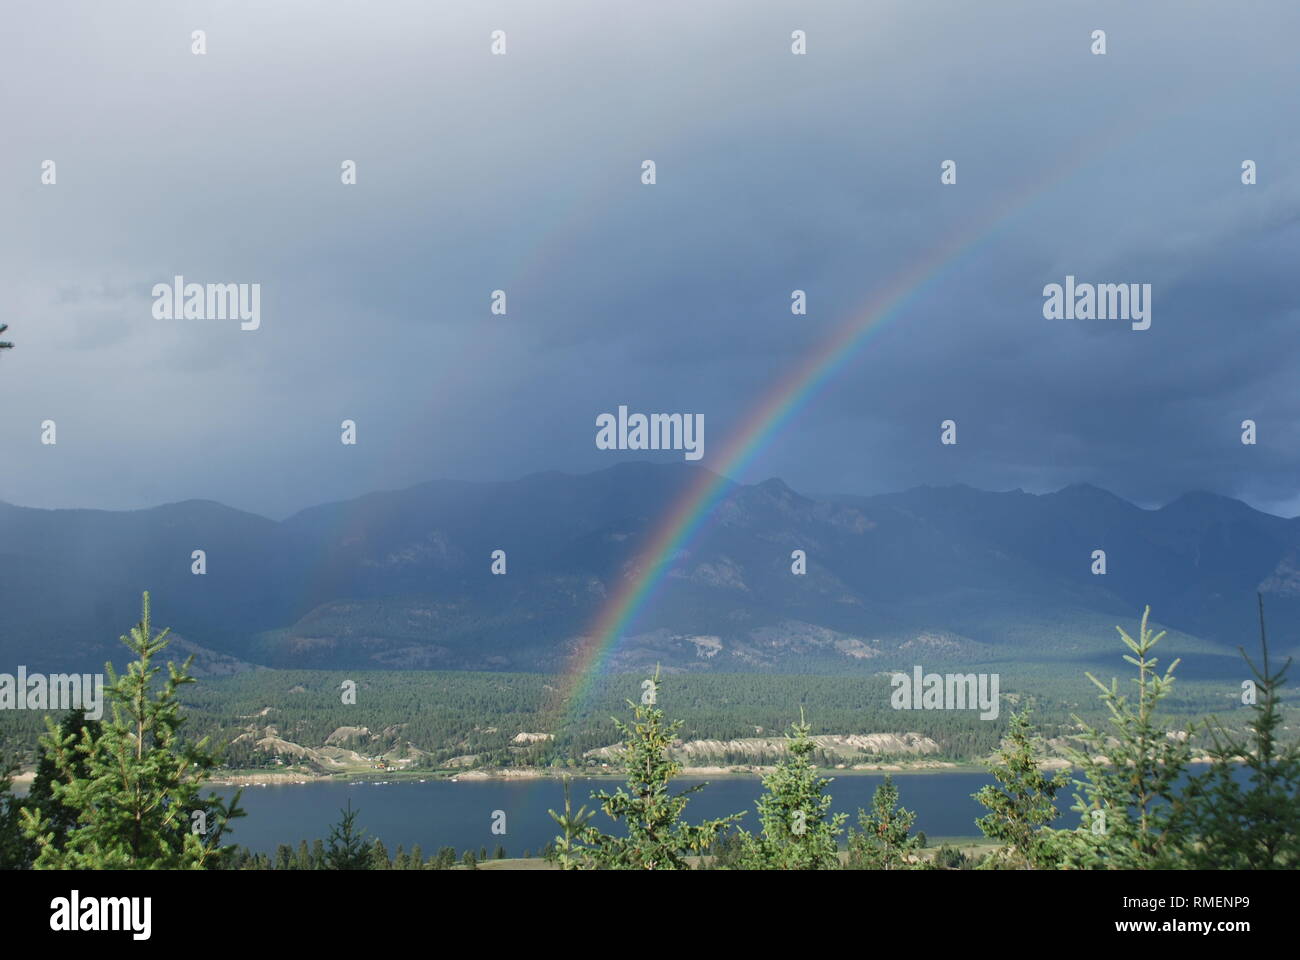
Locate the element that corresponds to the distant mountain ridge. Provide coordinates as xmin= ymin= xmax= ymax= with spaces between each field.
xmin=2 ymin=462 xmax=1297 ymax=675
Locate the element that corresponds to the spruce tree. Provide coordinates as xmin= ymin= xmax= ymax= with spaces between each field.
xmin=973 ymin=709 xmax=1068 ymax=869
xmin=22 ymin=709 xmax=102 ymax=863
xmin=847 ymin=775 xmax=921 ymax=869
xmin=1185 ymin=596 xmax=1300 ymax=869
xmin=559 ymin=673 xmax=742 ymax=869
xmin=702 ymin=832 xmax=746 ymax=870
xmin=324 ymin=801 xmax=369 ymax=869
xmin=931 ymin=844 xmax=971 ymax=869
xmin=1049 ymin=607 xmax=1197 ymax=869
xmin=737 ymin=712 xmax=845 ymax=869
xmin=547 ymin=775 xmax=595 ymax=869
xmin=20 ymin=593 xmax=244 ymax=868
xmin=0 ymin=752 xmax=28 ymax=869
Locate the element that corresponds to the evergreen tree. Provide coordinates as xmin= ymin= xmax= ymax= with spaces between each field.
xmin=295 ymin=839 xmax=312 ymax=870
xmin=20 ymin=593 xmax=244 ymax=868
xmin=493 ymin=844 xmax=506 ymax=860
xmin=311 ymin=838 xmax=326 ymax=870
xmin=1047 ymin=607 xmax=1197 ymax=869
xmin=275 ymin=843 xmax=294 ymax=871
xmin=1185 ymin=597 xmax=1300 ymax=869
xmin=324 ymin=801 xmax=369 ymax=870
xmin=702 ymin=831 xmax=746 ymax=870
xmin=547 ymin=775 xmax=596 ymax=869
xmin=973 ymin=708 xmax=1068 ymax=869
xmin=736 ymin=712 xmax=845 ymax=869
xmin=931 ymin=844 xmax=971 ymax=869
xmin=847 ymin=775 xmax=921 ymax=869
xmin=0 ymin=752 xmax=28 ymax=869
xmin=20 ymin=709 xmax=102 ymax=865
xmin=409 ymin=843 xmax=424 ymax=870
xmin=557 ymin=673 xmax=742 ymax=869
xmin=368 ymin=838 xmax=390 ymax=870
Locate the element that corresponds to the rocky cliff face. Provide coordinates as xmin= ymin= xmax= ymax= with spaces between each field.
xmin=584 ymin=731 xmax=942 ymax=765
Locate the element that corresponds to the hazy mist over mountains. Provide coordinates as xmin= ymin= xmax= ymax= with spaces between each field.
xmin=3 ymin=461 xmax=1296 ymax=676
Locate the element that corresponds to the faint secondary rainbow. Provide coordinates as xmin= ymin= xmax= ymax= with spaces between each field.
xmin=552 ymin=136 xmax=1126 ymax=728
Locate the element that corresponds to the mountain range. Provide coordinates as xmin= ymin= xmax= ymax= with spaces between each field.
xmin=2 ymin=461 xmax=1297 ymax=677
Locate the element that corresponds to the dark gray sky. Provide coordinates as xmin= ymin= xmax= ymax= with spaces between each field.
xmin=2 ymin=0 xmax=1298 ymax=519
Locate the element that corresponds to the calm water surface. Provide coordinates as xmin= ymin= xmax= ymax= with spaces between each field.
xmin=217 ymin=771 xmax=1018 ymax=854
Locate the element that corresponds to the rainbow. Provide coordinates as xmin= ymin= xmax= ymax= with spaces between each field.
xmin=552 ymin=132 xmax=1132 ymax=728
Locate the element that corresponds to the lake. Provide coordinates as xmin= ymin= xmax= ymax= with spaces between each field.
xmin=216 ymin=771 xmax=1033 ymax=855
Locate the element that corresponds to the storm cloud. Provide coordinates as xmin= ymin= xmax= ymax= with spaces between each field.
xmin=1 ymin=0 xmax=1297 ymax=518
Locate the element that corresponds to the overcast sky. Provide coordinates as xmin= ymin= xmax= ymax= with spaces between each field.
xmin=1 ymin=0 xmax=1298 ymax=519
